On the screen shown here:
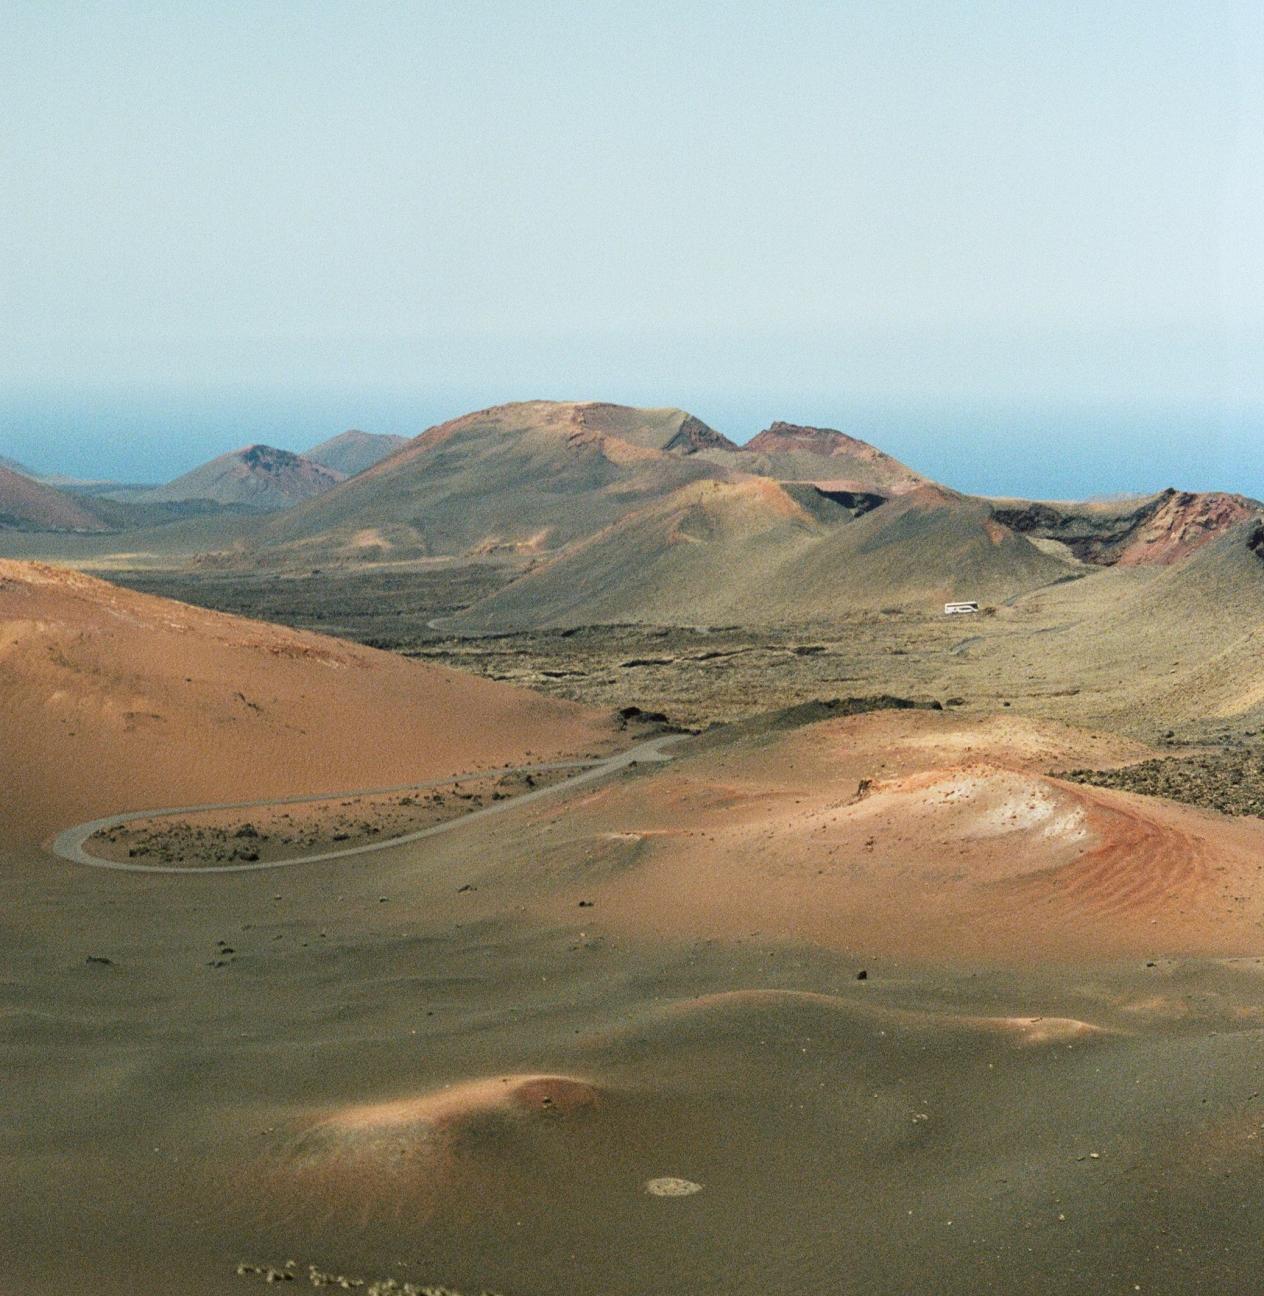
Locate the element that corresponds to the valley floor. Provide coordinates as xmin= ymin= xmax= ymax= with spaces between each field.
xmin=8 ymin=553 xmax=1264 ymax=1293
xmin=8 ymin=704 xmax=1264 ymax=1295
xmin=111 ymin=558 xmax=1264 ymax=749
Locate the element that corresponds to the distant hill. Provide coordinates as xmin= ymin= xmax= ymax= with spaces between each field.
xmin=0 ymin=466 xmax=109 ymax=532
xmin=714 ymin=421 xmax=929 ymax=492
xmin=0 ymin=464 xmax=249 ymax=534
xmin=248 ymin=401 xmax=745 ymax=564
xmin=2 ymin=448 xmax=143 ymax=487
xmin=441 ymin=482 xmax=1264 ymax=632
xmin=0 ymin=453 xmax=145 ymax=494
xmin=15 ymin=398 xmax=1256 ymax=634
xmin=0 ymin=407 xmax=942 ymax=553
xmin=34 ymin=473 xmax=150 ymax=495
xmin=236 ymin=402 xmax=1203 ymax=625
xmin=302 ymin=429 xmax=408 ymax=477
xmin=440 ymin=479 xmax=1074 ymax=632
xmin=133 ymin=444 xmax=346 ymax=511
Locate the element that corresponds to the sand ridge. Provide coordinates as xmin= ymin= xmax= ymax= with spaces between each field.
xmin=258 ymin=1075 xmax=603 ymax=1227
xmin=631 ymin=988 xmax=1110 ymax=1048
xmin=316 ymin=1074 xmax=602 ymax=1137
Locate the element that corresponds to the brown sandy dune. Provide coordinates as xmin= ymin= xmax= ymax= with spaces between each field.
xmin=962 ymin=1013 xmax=1106 ymax=1044
xmin=316 ymin=1074 xmax=601 ymax=1137
xmin=496 ymin=709 xmax=1264 ymax=961
xmin=0 ymin=560 xmax=611 ymax=847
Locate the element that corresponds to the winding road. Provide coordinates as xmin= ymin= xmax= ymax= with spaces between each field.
xmin=52 ymin=734 xmax=684 ymax=875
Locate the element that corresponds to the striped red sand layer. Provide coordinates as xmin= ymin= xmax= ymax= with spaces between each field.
xmin=528 ymin=710 xmax=1264 ymax=962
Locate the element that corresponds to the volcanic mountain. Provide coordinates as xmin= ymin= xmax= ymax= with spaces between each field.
xmin=441 ymin=478 xmax=1074 ymax=631
xmin=302 ymin=429 xmax=408 ymax=477
xmin=246 ymin=401 xmax=745 ymax=564
xmin=990 ymin=488 xmax=1262 ymax=567
xmin=0 ymin=560 xmax=610 ymax=846
xmin=248 ymin=405 xmax=922 ymax=566
xmin=11 ymin=399 xmax=1259 ymax=634
xmin=199 ymin=399 xmax=1263 ymax=627
xmin=134 ymin=444 xmax=346 ymax=510
xmin=716 ymin=421 xmax=929 ymax=492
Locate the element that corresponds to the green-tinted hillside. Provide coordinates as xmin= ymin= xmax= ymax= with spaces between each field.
xmin=442 ymin=479 xmax=1075 ymax=631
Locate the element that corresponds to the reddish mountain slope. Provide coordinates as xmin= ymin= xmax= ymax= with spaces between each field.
xmin=991 ymin=489 xmax=1263 ymax=567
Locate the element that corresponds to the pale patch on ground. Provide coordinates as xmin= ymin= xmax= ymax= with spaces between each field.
xmin=850 ymin=765 xmax=1089 ymax=848
xmin=528 ymin=708 xmax=1264 ymax=962
xmin=316 ymin=1074 xmax=601 ymax=1137
xmin=963 ymin=1015 xmax=1106 ymax=1045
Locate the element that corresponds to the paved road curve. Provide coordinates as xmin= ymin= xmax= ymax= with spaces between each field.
xmin=51 ymin=735 xmax=684 ymax=875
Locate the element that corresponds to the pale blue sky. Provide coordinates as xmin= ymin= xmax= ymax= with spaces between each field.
xmin=2 ymin=1 xmax=1263 ymax=494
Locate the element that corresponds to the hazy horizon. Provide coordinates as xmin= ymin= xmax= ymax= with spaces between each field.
xmin=3 ymin=381 xmax=1261 ymax=504
xmin=4 ymin=1 xmax=1263 ymax=499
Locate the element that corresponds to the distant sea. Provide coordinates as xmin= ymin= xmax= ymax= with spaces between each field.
xmin=1 ymin=385 xmax=1260 ymax=502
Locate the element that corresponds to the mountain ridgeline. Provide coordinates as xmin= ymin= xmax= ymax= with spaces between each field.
xmin=301 ymin=429 xmax=409 ymax=477
xmin=3 ymin=400 xmax=1261 ymax=630
xmin=216 ymin=400 xmax=1257 ymax=629
xmin=246 ymin=400 xmax=940 ymax=568
xmin=0 ymin=432 xmax=405 ymax=532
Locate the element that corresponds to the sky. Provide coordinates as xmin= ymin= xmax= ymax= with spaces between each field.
xmin=2 ymin=0 xmax=1263 ymax=496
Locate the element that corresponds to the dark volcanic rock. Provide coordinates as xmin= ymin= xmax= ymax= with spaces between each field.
xmin=1055 ymin=749 xmax=1264 ymax=818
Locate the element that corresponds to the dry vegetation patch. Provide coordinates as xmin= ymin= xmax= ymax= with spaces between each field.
xmin=86 ymin=767 xmax=582 ymax=866
xmin=1055 ymin=748 xmax=1264 ymax=818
